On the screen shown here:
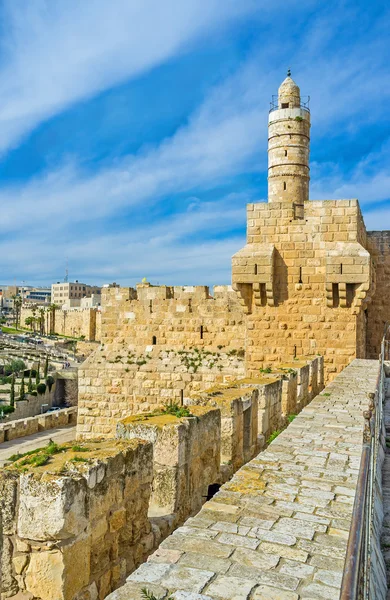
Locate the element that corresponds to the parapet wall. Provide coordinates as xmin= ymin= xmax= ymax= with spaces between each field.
xmin=100 ymin=284 xmax=245 ymax=349
xmin=0 ymin=439 xmax=153 ymax=600
xmin=0 ymin=407 xmax=76 ymax=444
xmin=109 ymin=359 xmax=383 ymax=600
xmin=77 ymin=347 xmax=246 ymax=439
xmin=20 ymin=306 xmax=101 ymax=342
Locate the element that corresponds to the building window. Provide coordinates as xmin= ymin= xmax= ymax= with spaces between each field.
xmin=283 ymin=182 xmax=287 ymax=190
xmin=152 ymin=336 xmax=157 ymax=345
xmin=299 ymin=267 xmax=303 ymax=284
xmin=200 ymin=325 xmax=203 ymax=340
xmin=281 ymin=103 xmax=289 ymax=108
xmin=254 ymin=264 xmax=258 ymax=275
xmin=285 ymin=150 xmax=287 ymax=157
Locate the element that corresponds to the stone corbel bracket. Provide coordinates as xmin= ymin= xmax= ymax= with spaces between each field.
xmin=232 ymin=244 xmax=275 ymax=314
xmin=325 ymin=243 xmax=373 ymax=313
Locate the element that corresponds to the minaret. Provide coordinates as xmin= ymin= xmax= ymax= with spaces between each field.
xmin=268 ymin=70 xmax=310 ymax=204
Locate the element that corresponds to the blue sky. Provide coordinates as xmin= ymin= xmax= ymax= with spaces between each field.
xmin=0 ymin=0 xmax=389 ymax=287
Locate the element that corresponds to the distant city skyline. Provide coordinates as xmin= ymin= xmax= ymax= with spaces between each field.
xmin=0 ymin=0 xmax=389 ymax=286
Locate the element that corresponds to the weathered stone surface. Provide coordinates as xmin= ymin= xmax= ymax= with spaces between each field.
xmin=112 ymin=360 xmax=379 ymax=600
xmin=17 ymin=475 xmax=87 ymax=541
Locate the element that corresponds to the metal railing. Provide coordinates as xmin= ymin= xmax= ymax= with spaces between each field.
xmin=340 ymin=326 xmax=389 ymax=599
xmin=269 ymin=94 xmax=310 ymax=114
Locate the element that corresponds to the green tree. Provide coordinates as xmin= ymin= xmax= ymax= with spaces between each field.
xmin=12 ymin=295 xmax=22 ymax=329
xmin=44 ymin=355 xmax=49 ymax=378
xmin=28 ymin=370 xmax=33 ymax=393
xmin=48 ymin=303 xmax=60 ymax=335
xmin=25 ymin=316 xmax=34 ymax=330
xmin=38 ymin=308 xmax=45 ymax=335
xmin=19 ymin=376 xmax=25 ymax=401
xmin=10 ymin=373 xmax=15 ymax=407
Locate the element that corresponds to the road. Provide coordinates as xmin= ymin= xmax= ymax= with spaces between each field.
xmin=0 ymin=426 xmax=76 ymax=466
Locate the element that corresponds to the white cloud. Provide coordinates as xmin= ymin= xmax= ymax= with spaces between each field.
xmin=0 ymin=0 xmax=258 ymax=154
xmin=1 ymin=1 xmax=389 ymax=285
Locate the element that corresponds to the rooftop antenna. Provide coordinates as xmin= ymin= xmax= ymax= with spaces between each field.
xmin=64 ymin=257 xmax=69 ymax=283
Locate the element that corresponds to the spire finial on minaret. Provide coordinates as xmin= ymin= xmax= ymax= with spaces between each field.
xmin=287 ymin=68 xmax=291 ymax=77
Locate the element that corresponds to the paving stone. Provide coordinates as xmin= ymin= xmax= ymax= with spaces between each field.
xmin=299 ymin=582 xmax=341 ymax=599
xmin=247 ymin=528 xmax=297 ymax=546
xmin=251 ymin=586 xmax=299 ymax=599
xmin=148 ymin=548 xmax=183 ymax=564
xmin=127 ymin=562 xmax=172 ymax=583
xmin=279 ymin=558 xmax=315 ymax=578
xmin=259 ymin=541 xmax=309 ymax=563
xmin=314 ymin=569 xmax=343 ymax=588
xmin=232 ymin=547 xmax=280 ymax=570
xmin=204 ymin=575 xmax=257 ymax=600
xmin=178 ymin=552 xmax=232 ymax=574
xmin=273 ymin=517 xmax=316 ymax=540
xmin=218 ymin=532 xmax=260 ymax=549
xmin=162 ymin=566 xmax=215 ymax=594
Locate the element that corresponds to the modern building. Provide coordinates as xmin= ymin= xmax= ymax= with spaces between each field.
xmin=51 ymin=281 xmax=101 ymax=306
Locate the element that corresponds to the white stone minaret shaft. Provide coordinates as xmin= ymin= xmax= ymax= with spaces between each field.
xmin=268 ymin=72 xmax=310 ymax=204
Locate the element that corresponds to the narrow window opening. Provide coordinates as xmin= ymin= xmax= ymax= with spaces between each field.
xmin=180 ymin=389 xmax=184 ymax=406
xmin=254 ymin=264 xmax=258 ymax=275
xmin=298 ymin=267 xmax=303 ymax=284
xmin=149 ymin=300 xmax=153 ymax=313
xmin=260 ymin=283 xmax=267 ymax=306
xmin=293 ymin=345 xmax=297 ymax=359
xmin=281 ymin=103 xmax=289 ymax=109
xmin=188 ymin=298 xmax=192 ymax=312
xmin=152 ymin=335 xmax=157 ymax=345
xmin=283 ymin=181 xmax=287 ymax=191
xmin=200 ymin=325 xmax=203 ymax=339
xmin=284 ymin=150 xmax=288 ymax=157
xmin=340 ymin=263 xmax=343 ymax=275
xmin=332 ymin=283 xmax=340 ymax=308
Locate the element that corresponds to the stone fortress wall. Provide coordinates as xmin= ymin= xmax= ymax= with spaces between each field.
xmin=76 ymin=76 xmax=390 ymax=438
xmin=20 ymin=306 xmax=101 ymax=341
xmin=1 ymin=357 xmax=322 ymax=600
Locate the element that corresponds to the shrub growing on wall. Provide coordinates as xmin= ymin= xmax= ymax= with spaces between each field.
xmin=46 ymin=376 xmax=55 ymax=392
xmin=36 ymin=383 xmax=46 ymax=396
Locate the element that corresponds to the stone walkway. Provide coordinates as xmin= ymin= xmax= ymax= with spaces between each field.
xmin=0 ymin=425 xmax=76 ymax=466
xmin=106 ymin=359 xmax=379 ymax=600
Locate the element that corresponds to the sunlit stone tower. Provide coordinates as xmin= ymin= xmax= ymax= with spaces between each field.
xmin=268 ymin=70 xmax=311 ymax=205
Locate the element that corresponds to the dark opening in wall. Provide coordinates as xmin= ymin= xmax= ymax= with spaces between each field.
xmin=152 ymin=335 xmax=157 ymax=345
xmin=180 ymin=389 xmax=184 ymax=406
xmin=340 ymin=263 xmax=343 ymax=275
xmin=200 ymin=325 xmax=203 ymax=339
xmin=299 ymin=267 xmax=303 ymax=284
xmin=206 ymin=483 xmax=221 ymax=501
xmin=260 ymin=283 xmax=267 ymax=306
xmin=283 ymin=181 xmax=287 ymax=190
xmin=254 ymin=264 xmax=258 ymax=275
xmin=281 ymin=103 xmax=289 ymax=108
xmin=332 ymin=283 xmax=340 ymax=308
xmin=149 ymin=300 xmax=153 ymax=314
xmin=285 ymin=150 xmax=288 ymax=157
xmin=346 ymin=283 xmax=356 ymax=307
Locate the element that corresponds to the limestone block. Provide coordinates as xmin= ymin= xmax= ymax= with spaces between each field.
xmin=17 ymin=475 xmax=87 ymax=541
xmin=24 ymin=538 xmax=90 ymax=600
